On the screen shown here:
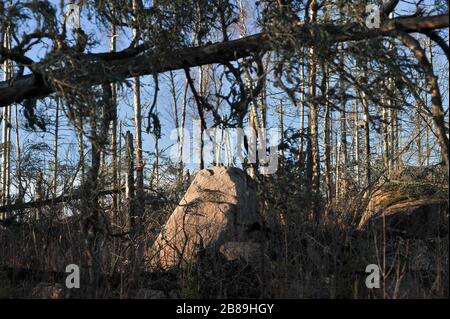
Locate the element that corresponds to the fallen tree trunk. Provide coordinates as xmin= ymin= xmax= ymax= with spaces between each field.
xmin=0 ymin=14 xmax=448 ymax=107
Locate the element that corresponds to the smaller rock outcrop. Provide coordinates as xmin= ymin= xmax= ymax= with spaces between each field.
xmin=358 ymin=188 xmax=448 ymax=238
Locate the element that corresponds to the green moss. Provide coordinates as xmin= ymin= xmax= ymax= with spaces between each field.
xmin=378 ymin=190 xmax=410 ymax=208
xmin=378 ymin=178 xmax=447 ymax=208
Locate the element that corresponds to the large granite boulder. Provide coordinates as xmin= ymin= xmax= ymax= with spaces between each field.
xmin=147 ymin=167 xmax=264 ymax=270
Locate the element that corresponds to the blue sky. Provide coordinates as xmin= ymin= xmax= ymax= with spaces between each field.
xmin=1 ymin=0 xmax=448 ymax=199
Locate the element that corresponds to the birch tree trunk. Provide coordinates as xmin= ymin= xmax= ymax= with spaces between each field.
xmin=278 ymin=100 xmax=284 ymax=160
xmin=381 ymin=70 xmax=390 ymax=172
xmin=14 ymin=102 xmax=22 ymax=206
xmin=322 ymin=63 xmax=332 ymax=207
xmin=152 ymin=105 xmax=160 ymax=189
xmin=132 ymin=0 xmax=145 ymax=241
xmin=415 ymin=101 xmax=422 ymax=166
xmin=336 ymin=7 xmax=348 ymax=200
xmin=425 ymin=38 xmax=432 ymax=166
xmin=238 ymin=0 xmax=259 ymax=178
xmin=354 ymin=77 xmax=360 ymax=187
xmin=1 ymin=26 xmax=11 ymax=211
xmin=125 ymin=131 xmax=136 ymax=233
xmin=180 ymin=81 xmax=188 ymax=171
xmin=52 ymin=98 xmax=60 ymax=199
xmin=361 ymin=64 xmax=371 ymax=189
xmin=169 ymin=71 xmax=181 ymax=175
xmin=109 ymin=9 xmax=119 ymax=219
xmin=298 ymin=61 xmax=306 ymax=181
xmin=308 ymin=0 xmax=320 ymax=221
xmin=78 ymin=112 xmax=85 ymax=184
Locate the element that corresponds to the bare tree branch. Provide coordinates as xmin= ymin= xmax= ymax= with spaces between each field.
xmin=0 ymin=47 xmax=34 ymax=66
xmin=394 ymin=30 xmax=449 ymax=168
xmin=382 ymin=0 xmax=400 ymax=15
xmin=419 ymin=30 xmax=450 ymax=61
xmin=0 ymin=14 xmax=448 ymax=107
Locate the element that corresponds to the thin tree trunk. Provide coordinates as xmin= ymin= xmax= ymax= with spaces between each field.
xmin=109 ymin=12 xmax=118 ymax=220
xmin=180 ymin=81 xmax=188 ymax=171
xmin=338 ymin=44 xmax=347 ymax=198
xmin=82 ymin=101 xmax=106 ymax=291
xmin=169 ymin=71 xmax=186 ymax=182
xmin=80 ymin=13 xmax=114 ymax=288
xmin=388 ymin=112 xmax=394 ymax=176
xmin=14 ymin=102 xmax=23 ymax=205
xmin=6 ymin=97 xmax=11 ymax=204
xmin=425 ymin=84 xmax=430 ymax=166
xmin=118 ymin=121 xmax=123 ymax=225
xmin=361 ymin=64 xmax=371 ymax=189
xmin=278 ymin=100 xmax=284 ymax=160
xmin=35 ymin=170 xmax=43 ymax=221
xmin=298 ymin=61 xmax=306 ymax=179
xmin=152 ymin=105 xmax=160 ymax=189
xmin=125 ymin=129 xmax=136 ymax=289
xmin=260 ymin=54 xmax=270 ymax=160
xmin=381 ymin=86 xmax=389 ymax=172
xmin=238 ymin=0 xmax=258 ymax=177
xmin=125 ymin=131 xmax=136 ymax=233
xmin=78 ymin=113 xmax=85 ymax=184
xmin=322 ymin=63 xmax=332 ymax=207
xmin=335 ymin=138 xmax=341 ymax=199
xmin=415 ymin=101 xmax=422 ymax=165
xmin=308 ymin=0 xmax=320 ymax=221
xmin=353 ymin=61 xmax=361 ymax=187
xmin=53 ymin=98 xmax=60 ymax=199
xmin=197 ymin=69 xmax=205 ymax=170
xmin=425 ymin=38 xmax=432 ymax=166
xmin=387 ymin=62 xmax=395 ymax=176
xmin=354 ymin=87 xmax=360 ymax=187
xmin=169 ymin=71 xmax=180 ymax=152
xmin=1 ymin=58 xmax=11 ymax=215
xmin=132 ymin=0 xmax=144 ymax=248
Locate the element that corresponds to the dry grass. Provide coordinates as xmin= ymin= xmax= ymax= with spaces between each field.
xmin=0 ymin=166 xmax=448 ymax=299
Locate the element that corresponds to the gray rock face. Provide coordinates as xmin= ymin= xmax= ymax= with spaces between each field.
xmin=147 ymin=167 xmax=264 ymax=270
